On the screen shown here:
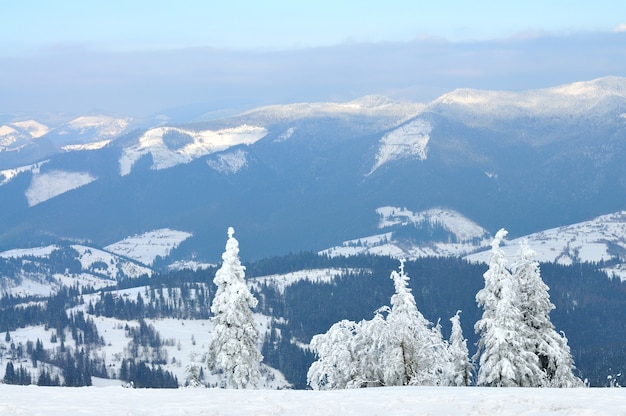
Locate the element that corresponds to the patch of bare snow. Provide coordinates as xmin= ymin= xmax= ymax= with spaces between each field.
xmin=0 ymin=384 xmax=624 ymax=414
xmin=0 ymin=161 xmax=47 ymax=186
xmin=119 ymin=125 xmax=266 ymax=176
xmin=71 ymin=245 xmax=153 ymax=279
xmin=250 ymin=268 xmax=367 ymax=294
xmin=25 ymin=170 xmax=97 ymax=207
xmin=12 ymin=120 xmax=50 ymax=138
xmin=322 ymin=207 xmax=490 ymax=260
xmin=207 ymin=149 xmax=248 ymax=173
xmin=67 ymin=115 xmax=129 ymax=137
xmin=368 ymin=119 xmax=431 ymax=175
xmin=0 ymin=125 xmax=18 ymax=147
xmin=0 ymin=245 xmax=58 ymax=259
xmin=465 ymin=211 xmax=626 ymax=280
xmin=62 ymin=139 xmax=111 ymax=152
xmin=168 ymin=259 xmax=216 ymax=271
xmin=275 ymin=127 xmax=295 ymax=142
xmin=104 ymin=228 xmax=193 ymax=265
xmin=377 ymin=206 xmax=489 ymax=241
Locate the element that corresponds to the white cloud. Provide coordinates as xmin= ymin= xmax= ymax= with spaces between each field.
xmin=613 ymin=23 xmax=626 ymax=33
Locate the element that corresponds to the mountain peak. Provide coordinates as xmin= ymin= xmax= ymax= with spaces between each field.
xmin=430 ymin=76 xmax=626 ymax=121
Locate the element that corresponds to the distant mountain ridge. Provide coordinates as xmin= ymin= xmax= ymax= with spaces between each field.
xmin=0 ymin=76 xmax=625 ymax=263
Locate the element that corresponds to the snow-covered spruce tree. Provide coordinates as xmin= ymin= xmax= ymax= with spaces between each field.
xmin=447 ymin=310 xmax=473 ymax=386
xmin=474 ymin=228 xmax=542 ymax=387
xmin=385 ymin=260 xmax=451 ymax=386
xmin=207 ymin=227 xmax=262 ymax=389
xmin=511 ymin=239 xmax=583 ymax=387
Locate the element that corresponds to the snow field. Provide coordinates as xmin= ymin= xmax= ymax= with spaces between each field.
xmin=369 ymin=119 xmax=432 ymax=174
xmin=119 ymin=125 xmax=267 ymax=176
xmin=250 ymin=268 xmax=366 ymax=295
xmin=0 ymin=385 xmax=625 ymax=415
xmin=104 ymin=228 xmax=193 ymax=266
xmin=25 ymin=170 xmax=97 ymax=207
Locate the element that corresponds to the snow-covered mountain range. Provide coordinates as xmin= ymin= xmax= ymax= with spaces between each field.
xmin=1 ymin=76 xmax=625 ymax=264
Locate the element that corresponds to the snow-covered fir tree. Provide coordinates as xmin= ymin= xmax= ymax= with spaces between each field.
xmin=474 ymin=228 xmax=542 ymax=387
xmin=385 ymin=259 xmax=451 ymax=386
xmin=511 ymin=239 xmax=583 ymax=387
xmin=447 ymin=310 xmax=473 ymax=386
xmin=207 ymin=227 xmax=262 ymax=389
xmin=307 ymin=260 xmax=451 ymax=389
xmin=475 ymin=230 xmax=584 ymax=387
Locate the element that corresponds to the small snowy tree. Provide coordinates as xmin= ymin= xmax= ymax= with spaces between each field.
xmin=307 ymin=311 xmax=392 ymax=390
xmin=307 ymin=319 xmax=364 ymax=390
xmin=184 ymin=352 xmax=204 ymax=388
xmin=207 ymin=227 xmax=262 ymax=389
xmin=307 ymin=260 xmax=451 ymax=389
xmin=511 ymin=240 xmax=583 ymax=387
xmin=447 ymin=311 xmax=473 ymax=386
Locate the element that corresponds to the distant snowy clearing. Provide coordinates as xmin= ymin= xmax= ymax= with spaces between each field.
xmin=1 ymin=385 xmax=625 ymax=415
xmin=104 ymin=228 xmax=193 ymax=265
xmin=25 ymin=170 xmax=96 ymax=207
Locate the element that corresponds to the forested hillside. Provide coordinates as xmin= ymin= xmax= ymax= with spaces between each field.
xmin=1 ymin=253 xmax=625 ymax=388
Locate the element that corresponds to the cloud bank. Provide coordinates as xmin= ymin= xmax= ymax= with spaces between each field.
xmin=1 ymin=32 xmax=625 ymax=117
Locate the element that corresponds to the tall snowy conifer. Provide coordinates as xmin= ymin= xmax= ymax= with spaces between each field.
xmin=385 ymin=260 xmax=450 ymax=386
xmin=207 ymin=227 xmax=262 ymax=389
xmin=511 ymin=240 xmax=583 ymax=387
xmin=474 ymin=229 xmax=542 ymax=386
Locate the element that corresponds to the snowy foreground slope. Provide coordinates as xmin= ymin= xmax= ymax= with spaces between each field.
xmin=1 ymin=385 xmax=625 ymax=415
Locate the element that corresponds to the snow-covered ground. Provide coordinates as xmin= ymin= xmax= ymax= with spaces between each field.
xmin=0 ymin=161 xmax=47 ymax=187
xmin=323 ymin=207 xmax=626 ymax=281
xmin=0 ymin=385 xmax=624 ymax=415
xmin=322 ymin=206 xmax=490 ymax=259
xmin=119 ymin=125 xmax=266 ymax=176
xmin=25 ymin=170 xmax=97 ymax=207
xmin=465 ymin=211 xmax=626 ymax=280
xmin=250 ymin=268 xmax=367 ymax=295
xmin=104 ymin=228 xmax=193 ymax=265
xmin=369 ymin=119 xmax=432 ymax=174
xmin=430 ymin=76 xmax=626 ymax=126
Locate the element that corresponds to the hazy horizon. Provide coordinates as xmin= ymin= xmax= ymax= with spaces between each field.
xmin=2 ymin=1 xmax=625 ymax=117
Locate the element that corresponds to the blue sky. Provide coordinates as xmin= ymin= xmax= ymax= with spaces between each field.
xmin=1 ymin=1 xmax=625 ymax=116
xmin=3 ymin=0 xmax=625 ymax=52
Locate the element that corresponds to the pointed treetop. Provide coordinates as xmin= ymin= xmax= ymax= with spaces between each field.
xmin=228 ymin=227 xmax=235 ymax=239
xmin=452 ymin=309 xmax=462 ymax=321
xmin=518 ymin=238 xmax=536 ymax=261
xmin=492 ymin=228 xmax=508 ymax=248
